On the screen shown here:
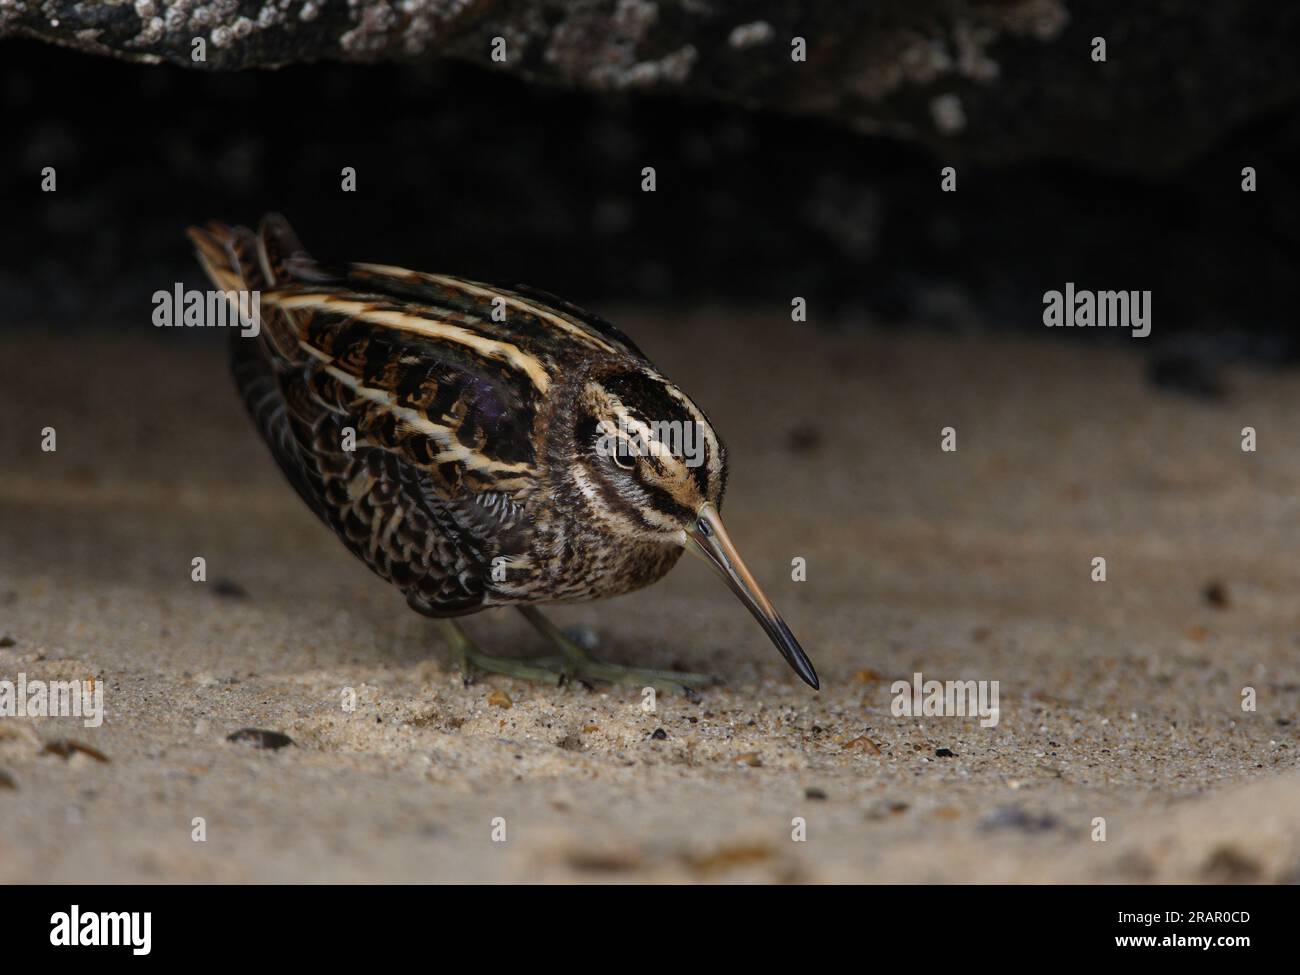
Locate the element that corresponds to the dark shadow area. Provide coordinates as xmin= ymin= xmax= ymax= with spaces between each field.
xmin=2 ymin=39 xmax=1298 ymax=354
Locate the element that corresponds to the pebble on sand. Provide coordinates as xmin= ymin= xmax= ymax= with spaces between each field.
xmin=226 ymin=728 xmax=294 ymax=750
xmin=43 ymin=739 xmax=110 ymax=763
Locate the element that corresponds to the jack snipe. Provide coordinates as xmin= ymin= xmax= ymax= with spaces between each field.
xmin=188 ymin=215 xmax=818 ymax=692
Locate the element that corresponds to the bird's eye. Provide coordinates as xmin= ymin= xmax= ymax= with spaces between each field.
xmin=696 ymin=516 xmax=713 ymax=538
xmin=610 ymin=443 xmax=636 ymax=471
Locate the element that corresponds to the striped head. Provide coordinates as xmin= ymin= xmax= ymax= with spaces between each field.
xmin=564 ymin=364 xmax=819 ymax=689
xmin=569 ymin=368 xmax=726 ymax=546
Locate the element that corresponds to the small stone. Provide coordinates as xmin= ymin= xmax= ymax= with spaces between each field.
xmin=934 ymin=747 xmax=957 ymax=758
xmin=733 ymin=751 xmax=762 ymax=766
xmin=212 ymin=578 xmax=249 ymax=598
xmin=804 ymin=787 xmax=827 ymax=800
xmin=843 ymin=735 xmax=881 ymax=754
xmin=0 ymin=769 xmax=16 ymax=790
xmin=979 ymin=805 xmax=1057 ymax=833
xmin=865 ymin=798 xmax=908 ymax=820
xmin=851 ymin=668 xmax=885 ymax=683
xmin=43 ymin=739 xmax=110 ymax=763
xmin=0 ymin=635 xmax=15 ymax=648
xmin=1201 ymin=845 xmax=1261 ymax=883
xmin=680 ymin=843 xmax=774 ymax=875
xmin=728 ymin=21 xmax=774 ymax=49
xmin=1202 ymin=580 xmax=1230 ymax=609
xmin=650 ymin=728 xmax=668 ymax=740
xmin=226 ymin=728 xmax=294 ymax=750
xmin=487 ymin=690 xmax=512 ymax=709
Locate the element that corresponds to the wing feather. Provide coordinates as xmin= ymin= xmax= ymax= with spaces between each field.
xmin=190 ymin=216 xmax=541 ymax=616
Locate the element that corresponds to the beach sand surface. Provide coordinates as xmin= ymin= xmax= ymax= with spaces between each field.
xmin=1 ymin=315 xmax=1298 ymax=883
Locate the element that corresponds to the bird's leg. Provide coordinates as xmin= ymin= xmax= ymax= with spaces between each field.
xmin=516 ymin=606 xmax=721 ymax=694
xmin=435 ymin=619 xmax=561 ymax=686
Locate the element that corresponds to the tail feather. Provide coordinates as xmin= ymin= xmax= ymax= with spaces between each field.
xmin=188 ymin=216 xmax=329 ymax=520
xmin=185 ymin=222 xmax=256 ymax=294
xmin=186 ymin=216 xmax=303 ymax=362
xmin=255 ymin=212 xmax=307 ymax=288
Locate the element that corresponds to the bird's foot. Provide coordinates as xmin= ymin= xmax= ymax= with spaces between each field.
xmin=436 ymin=620 xmax=561 ymax=687
xmin=437 ymin=617 xmax=721 ymax=695
xmin=553 ymin=656 xmax=721 ymax=696
xmin=518 ymin=606 xmax=721 ymax=696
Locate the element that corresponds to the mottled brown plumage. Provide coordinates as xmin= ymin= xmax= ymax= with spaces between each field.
xmin=188 ymin=214 xmax=818 ymax=690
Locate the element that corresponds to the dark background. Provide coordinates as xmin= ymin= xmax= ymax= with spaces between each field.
xmin=2 ymin=37 xmax=1298 ymax=370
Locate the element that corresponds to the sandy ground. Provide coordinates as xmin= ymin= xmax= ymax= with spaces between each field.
xmin=2 ymin=315 xmax=1299 ymax=884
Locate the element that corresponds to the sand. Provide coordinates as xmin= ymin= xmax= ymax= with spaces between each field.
xmin=1 ymin=315 xmax=1298 ymax=883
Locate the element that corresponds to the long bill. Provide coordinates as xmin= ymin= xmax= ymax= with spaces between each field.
xmin=685 ymin=502 xmax=820 ymax=690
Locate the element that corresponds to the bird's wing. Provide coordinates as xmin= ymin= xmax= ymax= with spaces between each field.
xmin=191 ymin=215 xmax=543 ymax=616
xmin=337 ymin=263 xmax=649 ymax=363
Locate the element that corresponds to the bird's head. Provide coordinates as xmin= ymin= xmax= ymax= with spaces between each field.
xmin=565 ymin=367 xmax=819 ymax=689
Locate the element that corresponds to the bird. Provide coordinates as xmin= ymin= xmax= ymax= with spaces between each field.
xmin=187 ymin=214 xmax=819 ymax=692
